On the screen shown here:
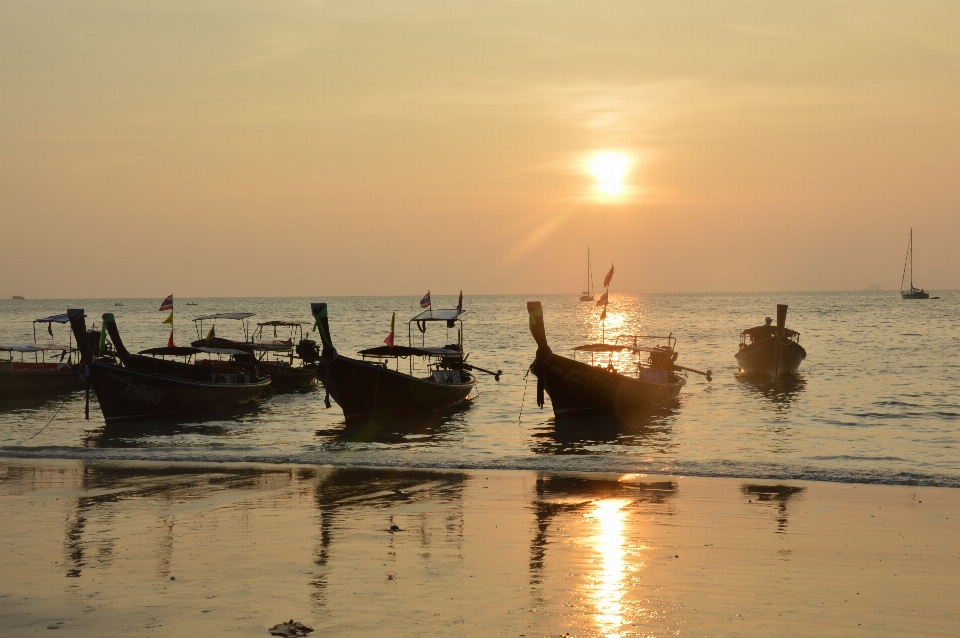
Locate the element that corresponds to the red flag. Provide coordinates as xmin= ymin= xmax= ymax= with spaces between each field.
xmin=167 ymin=330 xmax=175 ymax=347
xmin=420 ymin=291 xmax=431 ymax=309
xmin=457 ymin=290 xmax=463 ymax=312
xmin=159 ymin=294 xmax=173 ymax=311
xmin=384 ymin=312 xmax=396 ymax=348
xmin=596 ymin=291 xmax=608 ymax=306
xmin=603 ymin=264 xmax=614 ymax=288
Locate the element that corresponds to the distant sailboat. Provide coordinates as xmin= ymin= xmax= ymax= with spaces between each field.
xmin=579 ymin=248 xmax=594 ymax=302
xmin=900 ymin=229 xmax=930 ymax=299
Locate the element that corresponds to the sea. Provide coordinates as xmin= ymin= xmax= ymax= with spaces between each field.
xmin=1 ymin=292 xmax=958 ymax=487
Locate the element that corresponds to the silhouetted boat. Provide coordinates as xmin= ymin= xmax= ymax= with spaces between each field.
xmin=313 ymin=301 xmax=500 ymax=422
xmin=12 ymin=295 xmax=25 ymax=300
xmin=526 ymin=301 xmax=709 ymax=416
xmin=579 ymin=248 xmax=594 ymax=302
xmin=735 ymin=304 xmax=806 ymax=380
xmin=900 ymin=228 xmax=930 ymax=299
xmin=190 ymin=314 xmax=318 ymax=392
xmin=68 ymin=310 xmax=270 ymax=422
xmin=0 ymin=313 xmax=83 ymax=398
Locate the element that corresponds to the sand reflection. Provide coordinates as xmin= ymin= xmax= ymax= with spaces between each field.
xmin=586 ymin=497 xmax=633 ymax=637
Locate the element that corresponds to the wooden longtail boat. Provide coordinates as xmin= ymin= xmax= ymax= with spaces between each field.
xmin=312 ymin=301 xmax=500 ymax=422
xmin=526 ymin=301 xmax=710 ymax=416
xmin=190 ymin=315 xmax=318 ymax=392
xmin=68 ymin=310 xmax=270 ymax=422
xmin=0 ymin=313 xmax=84 ymax=398
xmin=735 ymin=304 xmax=806 ymax=380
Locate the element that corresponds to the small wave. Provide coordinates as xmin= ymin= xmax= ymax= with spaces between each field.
xmin=3 ymin=448 xmax=959 ymax=489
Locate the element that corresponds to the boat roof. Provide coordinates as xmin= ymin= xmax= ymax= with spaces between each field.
xmin=358 ymin=345 xmax=462 ymax=358
xmin=409 ymin=308 xmax=464 ymax=322
xmin=574 ymin=343 xmax=672 ymax=355
xmin=193 ymin=313 xmax=255 ymax=321
xmin=741 ymin=325 xmax=798 ymax=337
xmin=34 ymin=313 xmax=71 ymax=324
xmin=256 ymin=321 xmax=304 ymax=327
xmin=139 ymin=346 xmax=249 ymax=357
xmin=0 ymin=343 xmax=74 ymax=353
xmin=252 ymin=339 xmax=293 ymax=352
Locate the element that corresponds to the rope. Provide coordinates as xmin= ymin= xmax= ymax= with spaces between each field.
xmin=517 ymin=369 xmax=529 ymax=426
xmin=20 ymin=395 xmax=70 ymax=443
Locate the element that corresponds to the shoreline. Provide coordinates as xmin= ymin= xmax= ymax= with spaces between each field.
xmin=3 ymin=450 xmax=959 ymax=489
xmin=3 ymin=458 xmax=959 ymax=636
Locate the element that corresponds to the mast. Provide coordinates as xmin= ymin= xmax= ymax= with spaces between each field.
xmin=910 ymin=228 xmax=914 ymax=289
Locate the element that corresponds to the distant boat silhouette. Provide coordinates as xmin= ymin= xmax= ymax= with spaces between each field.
xmin=900 ymin=228 xmax=930 ymax=299
xmin=579 ymin=248 xmax=594 ymax=302
xmin=12 ymin=296 xmax=25 ymax=300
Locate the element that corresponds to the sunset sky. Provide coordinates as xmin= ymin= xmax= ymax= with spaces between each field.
xmin=2 ymin=0 xmax=959 ymax=298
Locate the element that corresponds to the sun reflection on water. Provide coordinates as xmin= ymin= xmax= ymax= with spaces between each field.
xmin=586 ymin=498 xmax=635 ymax=637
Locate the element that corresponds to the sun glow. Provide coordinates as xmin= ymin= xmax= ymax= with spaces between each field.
xmin=587 ymin=498 xmax=633 ymax=637
xmin=588 ymin=152 xmax=631 ymax=196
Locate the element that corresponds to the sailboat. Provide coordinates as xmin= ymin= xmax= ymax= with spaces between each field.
xmin=579 ymin=248 xmax=594 ymax=301
xmin=900 ymin=229 xmax=930 ymax=299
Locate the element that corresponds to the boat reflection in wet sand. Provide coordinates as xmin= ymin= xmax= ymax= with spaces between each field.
xmin=0 ymin=313 xmax=84 ymax=398
xmin=526 ymin=301 xmax=711 ymax=417
xmin=67 ymin=310 xmax=270 ymax=422
xmin=735 ymin=304 xmax=806 ymax=380
xmin=313 ymin=300 xmax=501 ymax=423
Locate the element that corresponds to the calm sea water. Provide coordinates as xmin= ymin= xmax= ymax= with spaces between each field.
xmin=1 ymin=293 xmax=958 ymax=486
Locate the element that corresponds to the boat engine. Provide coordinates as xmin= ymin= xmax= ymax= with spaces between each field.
xmin=296 ymin=339 xmax=320 ymax=364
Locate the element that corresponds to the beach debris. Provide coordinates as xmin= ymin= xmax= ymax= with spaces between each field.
xmin=268 ymin=620 xmax=314 ymax=637
xmin=389 ymin=524 xmax=402 ymax=532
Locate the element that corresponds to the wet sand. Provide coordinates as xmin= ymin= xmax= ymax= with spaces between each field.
xmin=1 ymin=460 xmax=958 ymax=637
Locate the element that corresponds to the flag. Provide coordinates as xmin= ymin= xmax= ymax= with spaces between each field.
xmin=159 ymin=294 xmax=173 ymax=311
xmin=420 ymin=291 xmax=431 ymax=309
xmin=603 ymin=264 xmax=614 ymax=288
xmin=457 ymin=290 xmax=463 ymax=312
xmin=600 ymin=306 xmax=607 ymax=321
xmin=167 ymin=330 xmax=175 ymax=347
xmin=47 ymin=322 xmax=53 ymax=337
xmin=596 ymin=291 xmax=608 ymax=306
xmin=205 ymin=325 xmax=216 ymax=341
xmin=162 ymin=311 xmax=174 ymax=325
xmin=384 ymin=312 xmax=396 ymax=348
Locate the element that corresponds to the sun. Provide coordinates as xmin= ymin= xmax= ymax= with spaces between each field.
xmin=588 ymin=152 xmax=630 ymax=196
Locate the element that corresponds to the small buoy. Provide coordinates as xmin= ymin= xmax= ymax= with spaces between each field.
xmin=389 ymin=524 xmax=401 ymax=532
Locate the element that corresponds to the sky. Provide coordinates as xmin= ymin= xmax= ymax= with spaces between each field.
xmin=2 ymin=0 xmax=959 ymax=298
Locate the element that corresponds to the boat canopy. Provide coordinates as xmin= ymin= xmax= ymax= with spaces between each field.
xmin=34 ymin=313 xmax=72 ymax=324
xmin=574 ymin=343 xmax=671 ymax=355
xmin=358 ymin=345 xmax=462 ymax=358
xmin=252 ymin=339 xmax=293 ymax=351
xmin=0 ymin=342 xmax=74 ymax=353
xmin=139 ymin=346 xmax=249 ymax=357
xmin=409 ymin=309 xmax=464 ymax=323
xmin=256 ymin=321 xmax=304 ymax=327
xmin=193 ymin=313 xmax=255 ymax=321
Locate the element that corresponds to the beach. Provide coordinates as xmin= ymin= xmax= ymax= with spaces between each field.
xmin=2 ymin=459 xmax=958 ymax=636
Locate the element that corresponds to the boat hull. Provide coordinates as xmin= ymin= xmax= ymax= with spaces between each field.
xmin=901 ymin=291 xmax=930 ymax=299
xmin=530 ymin=353 xmax=685 ymax=415
xmin=320 ymin=355 xmax=473 ymax=421
xmin=0 ymin=367 xmax=84 ymax=398
xmin=258 ymin=364 xmax=317 ymax=392
xmin=89 ymin=361 xmax=270 ymax=422
xmin=735 ymin=337 xmax=806 ymax=378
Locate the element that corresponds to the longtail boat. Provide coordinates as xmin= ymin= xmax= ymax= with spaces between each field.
xmin=68 ymin=310 xmax=270 ymax=422
xmin=0 ymin=313 xmax=84 ymax=398
xmin=190 ymin=314 xmax=318 ymax=392
xmin=735 ymin=304 xmax=806 ymax=380
xmin=526 ymin=301 xmax=710 ymax=416
xmin=312 ymin=300 xmax=501 ymax=422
